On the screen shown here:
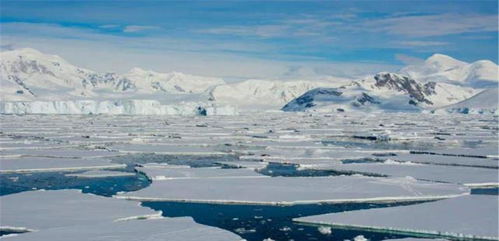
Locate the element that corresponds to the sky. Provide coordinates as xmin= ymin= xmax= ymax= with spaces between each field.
xmin=0 ymin=0 xmax=498 ymax=80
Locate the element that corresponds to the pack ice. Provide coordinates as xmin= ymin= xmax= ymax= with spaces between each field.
xmin=0 ymin=190 xmax=240 ymax=241
xmin=295 ymin=195 xmax=498 ymax=240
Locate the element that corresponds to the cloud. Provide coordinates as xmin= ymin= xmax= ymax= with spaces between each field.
xmin=0 ymin=43 xmax=15 ymax=50
xmin=199 ymin=15 xmax=342 ymax=40
xmin=1 ymin=22 xmax=400 ymax=79
xmin=99 ymin=24 xmax=120 ymax=29
xmin=201 ymin=25 xmax=290 ymax=38
xmin=395 ymin=54 xmax=425 ymax=65
xmin=365 ymin=14 xmax=498 ymax=37
xmin=396 ymin=41 xmax=449 ymax=47
xmin=123 ymin=25 xmax=161 ymax=33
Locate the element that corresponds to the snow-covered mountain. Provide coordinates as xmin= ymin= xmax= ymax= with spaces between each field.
xmin=282 ymin=72 xmax=476 ymax=113
xmin=123 ymin=67 xmax=224 ymax=94
xmin=0 ymin=48 xmax=225 ymax=101
xmin=435 ymin=88 xmax=498 ymax=115
xmin=401 ymin=54 xmax=498 ymax=88
xmin=1 ymin=48 xmax=496 ymax=115
xmin=0 ymin=48 xmax=236 ymax=115
xmin=209 ymin=78 xmax=349 ymax=109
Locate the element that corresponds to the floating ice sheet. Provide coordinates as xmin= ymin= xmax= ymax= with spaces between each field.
xmin=295 ymin=195 xmax=498 ymax=240
xmin=136 ymin=166 xmax=265 ymax=181
xmin=309 ymin=163 xmax=499 ymax=187
xmin=117 ymin=175 xmax=468 ymax=205
xmin=384 ymin=153 xmax=498 ymax=168
xmin=109 ymin=143 xmax=227 ymax=155
xmin=0 ymin=148 xmax=122 ymax=158
xmin=0 ymin=190 xmax=240 ymax=241
xmin=65 ymin=170 xmax=135 ymax=178
xmin=0 ymin=156 xmax=125 ymax=173
xmin=3 ymin=217 xmax=242 ymax=241
xmin=216 ymin=161 xmax=269 ymax=170
xmin=0 ymin=190 xmax=159 ymax=230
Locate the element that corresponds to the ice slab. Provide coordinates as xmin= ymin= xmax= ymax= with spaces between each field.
xmin=383 ymin=153 xmax=498 ymax=168
xmin=310 ymin=163 xmax=499 ymax=187
xmin=65 ymin=170 xmax=135 ymax=178
xmin=295 ymin=195 xmax=498 ymax=240
xmin=0 ymin=156 xmax=125 ymax=173
xmin=0 ymin=190 xmax=240 ymax=241
xmin=109 ymin=143 xmax=227 ymax=155
xmin=216 ymin=161 xmax=269 ymax=170
xmin=3 ymin=217 xmax=242 ymax=241
xmin=411 ymin=146 xmax=499 ymax=159
xmin=0 ymin=190 xmax=158 ymax=230
xmin=136 ymin=166 xmax=265 ymax=180
xmin=117 ymin=175 xmax=468 ymax=205
xmin=0 ymin=148 xmax=122 ymax=158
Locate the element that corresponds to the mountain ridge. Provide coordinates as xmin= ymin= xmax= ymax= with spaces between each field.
xmin=1 ymin=48 xmax=497 ymax=115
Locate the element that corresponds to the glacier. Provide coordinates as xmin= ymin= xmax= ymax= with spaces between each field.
xmin=2 ymin=48 xmax=497 ymax=115
xmin=0 ymin=99 xmax=238 ymax=116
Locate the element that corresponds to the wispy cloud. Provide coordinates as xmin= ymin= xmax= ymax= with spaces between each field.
xmin=365 ymin=14 xmax=498 ymax=37
xmin=99 ymin=24 xmax=120 ymax=29
xmin=3 ymin=21 xmax=397 ymax=79
xmin=201 ymin=25 xmax=289 ymax=38
xmin=396 ymin=41 xmax=449 ymax=47
xmin=395 ymin=54 xmax=425 ymax=65
xmin=123 ymin=25 xmax=161 ymax=33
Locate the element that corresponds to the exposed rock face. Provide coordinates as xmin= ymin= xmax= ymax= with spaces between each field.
xmin=281 ymin=72 xmax=467 ymax=112
xmin=373 ymin=72 xmax=434 ymax=104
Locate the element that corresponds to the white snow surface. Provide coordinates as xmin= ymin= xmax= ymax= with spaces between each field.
xmin=295 ymin=195 xmax=499 ymax=240
xmin=0 ymin=156 xmax=124 ymax=173
xmin=209 ymin=78 xmax=348 ymax=109
xmin=136 ymin=166 xmax=265 ymax=181
xmin=0 ymin=48 xmax=237 ymax=115
xmin=3 ymin=48 xmax=495 ymax=114
xmin=436 ymin=88 xmax=498 ymax=115
xmin=401 ymin=54 xmax=499 ymax=88
xmin=281 ymin=72 xmax=477 ymax=113
xmin=117 ymin=175 xmax=468 ymax=204
xmin=65 ymin=170 xmax=135 ymax=178
xmin=309 ymin=162 xmax=499 ymax=186
xmin=0 ymin=190 xmax=240 ymax=241
xmin=0 ymin=99 xmax=238 ymax=116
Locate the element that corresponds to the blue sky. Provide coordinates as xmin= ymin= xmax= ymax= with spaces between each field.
xmin=1 ymin=0 xmax=497 ymax=79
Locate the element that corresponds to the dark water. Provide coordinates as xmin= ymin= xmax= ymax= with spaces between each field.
xmin=143 ymin=201 xmax=428 ymax=241
xmin=0 ymin=230 xmax=28 ymax=237
xmin=0 ymin=169 xmax=150 ymax=196
xmin=471 ymin=187 xmax=499 ymax=195
xmin=258 ymin=162 xmax=386 ymax=177
xmin=112 ymin=153 xmax=239 ymax=167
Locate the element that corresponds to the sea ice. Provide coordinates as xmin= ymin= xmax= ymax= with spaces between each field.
xmin=308 ymin=162 xmax=499 ymax=187
xmin=136 ymin=166 xmax=266 ymax=181
xmin=0 ymin=156 xmax=125 ymax=173
xmin=295 ymin=195 xmax=498 ymax=240
xmin=0 ymin=190 xmax=240 ymax=241
xmin=117 ymin=175 xmax=468 ymax=205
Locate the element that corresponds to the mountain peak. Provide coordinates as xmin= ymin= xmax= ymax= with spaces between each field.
xmin=425 ymin=54 xmax=467 ymax=69
xmin=1 ymin=48 xmax=69 ymax=66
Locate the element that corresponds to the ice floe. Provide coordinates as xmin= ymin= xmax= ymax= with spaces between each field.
xmin=117 ymin=175 xmax=468 ymax=205
xmin=0 ymin=190 xmax=240 ymax=241
xmin=295 ymin=195 xmax=498 ymax=240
